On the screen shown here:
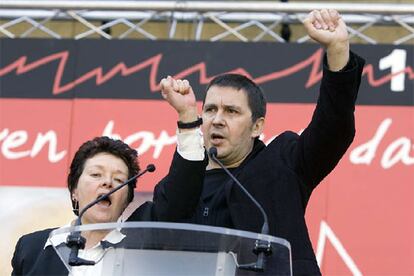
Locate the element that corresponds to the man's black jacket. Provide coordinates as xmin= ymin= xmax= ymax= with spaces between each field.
xmin=154 ymin=52 xmax=366 ymax=275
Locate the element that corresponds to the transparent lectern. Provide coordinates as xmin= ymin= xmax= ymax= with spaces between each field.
xmin=49 ymin=222 xmax=292 ymax=275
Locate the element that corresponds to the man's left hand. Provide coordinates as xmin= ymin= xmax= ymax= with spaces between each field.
xmin=303 ymin=9 xmax=350 ymax=71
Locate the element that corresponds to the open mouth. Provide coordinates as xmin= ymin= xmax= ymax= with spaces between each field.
xmin=211 ymin=133 xmax=224 ymax=142
xmin=96 ymin=194 xmax=112 ymax=207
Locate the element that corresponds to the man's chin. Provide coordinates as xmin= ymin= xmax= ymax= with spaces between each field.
xmin=208 ymin=145 xmax=225 ymax=156
xmin=215 ymin=150 xmax=229 ymax=161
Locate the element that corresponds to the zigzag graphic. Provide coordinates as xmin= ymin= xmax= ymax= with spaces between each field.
xmin=0 ymin=49 xmax=413 ymax=96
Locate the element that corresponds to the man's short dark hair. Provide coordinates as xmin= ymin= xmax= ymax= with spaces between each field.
xmin=205 ymin=74 xmax=267 ymax=122
xmin=67 ymin=136 xmax=139 ymax=216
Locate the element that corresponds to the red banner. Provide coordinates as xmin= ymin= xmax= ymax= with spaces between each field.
xmin=1 ymin=39 xmax=413 ymax=275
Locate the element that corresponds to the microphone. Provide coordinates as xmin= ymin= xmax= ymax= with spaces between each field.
xmin=67 ymin=164 xmax=156 ymax=266
xmin=208 ymin=147 xmax=272 ymax=272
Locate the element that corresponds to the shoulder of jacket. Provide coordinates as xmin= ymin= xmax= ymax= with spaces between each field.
xmin=19 ymin=228 xmax=57 ymax=245
xmin=267 ymin=130 xmax=299 ymax=147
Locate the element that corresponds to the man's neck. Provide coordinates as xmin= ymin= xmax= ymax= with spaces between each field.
xmin=206 ymin=152 xmax=250 ymax=170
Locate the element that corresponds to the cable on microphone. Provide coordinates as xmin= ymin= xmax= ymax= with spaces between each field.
xmin=208 ymin=147 xmax=272 ymax=272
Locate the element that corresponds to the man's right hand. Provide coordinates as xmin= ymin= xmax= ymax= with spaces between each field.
xmin=159 ymin=76 xmax=199 ymax=123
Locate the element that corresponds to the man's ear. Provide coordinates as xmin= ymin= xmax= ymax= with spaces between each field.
xmin=251 ymin=117 xmax=265 ymax=138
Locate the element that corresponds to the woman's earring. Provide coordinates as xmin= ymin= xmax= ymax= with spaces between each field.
xmin=72 ymin=199 xmax=79 ymax=215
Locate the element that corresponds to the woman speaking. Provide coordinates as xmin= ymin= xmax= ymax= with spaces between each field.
xmin=11 ymin=136 xmax=207 ymax=275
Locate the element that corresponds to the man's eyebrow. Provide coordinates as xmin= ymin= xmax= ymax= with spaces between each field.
xmin=223 ymin=104 xmax=241 ymax=110
xmin=203 ymin=103 xmax=217 ymax=108
xmin=204 ymin=103 xmax=241 ymax=109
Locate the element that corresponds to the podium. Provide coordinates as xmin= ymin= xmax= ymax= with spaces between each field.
xmin=49 ymin=222 xmax=292 ymax=275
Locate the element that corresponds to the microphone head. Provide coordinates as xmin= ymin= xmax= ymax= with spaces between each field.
xmin=146 ymin=164 xmax=156 ymax=172
xmin=208 ymin=147 xmax=218 ymax=158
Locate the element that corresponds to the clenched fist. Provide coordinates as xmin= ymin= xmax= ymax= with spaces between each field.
xmin=160 ymin=76 xmax=199 ymax=123
xmin=303 ymin=9 xmax=350 ymax=71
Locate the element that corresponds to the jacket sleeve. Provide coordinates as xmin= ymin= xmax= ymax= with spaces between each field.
xmin=279 ymin=51 xmax=365 ymax=196
xmin=152 ymin=149 xmax=208 ymax=221
xmin=11 ymin=236 xmax=24 ymax=276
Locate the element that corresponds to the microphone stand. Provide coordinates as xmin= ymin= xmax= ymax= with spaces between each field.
xmin=66 ymin=164 xmax=156 ymax=266
xmin=209 ymin=148 xmax=272 ymax=272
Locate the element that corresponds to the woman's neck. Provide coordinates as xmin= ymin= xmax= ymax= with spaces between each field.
xmin=82 ymin=230 xmax=110 ymax=249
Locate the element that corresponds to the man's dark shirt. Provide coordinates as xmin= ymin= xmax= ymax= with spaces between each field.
xmin=182 ymin=168 xmax=234 ymax=229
